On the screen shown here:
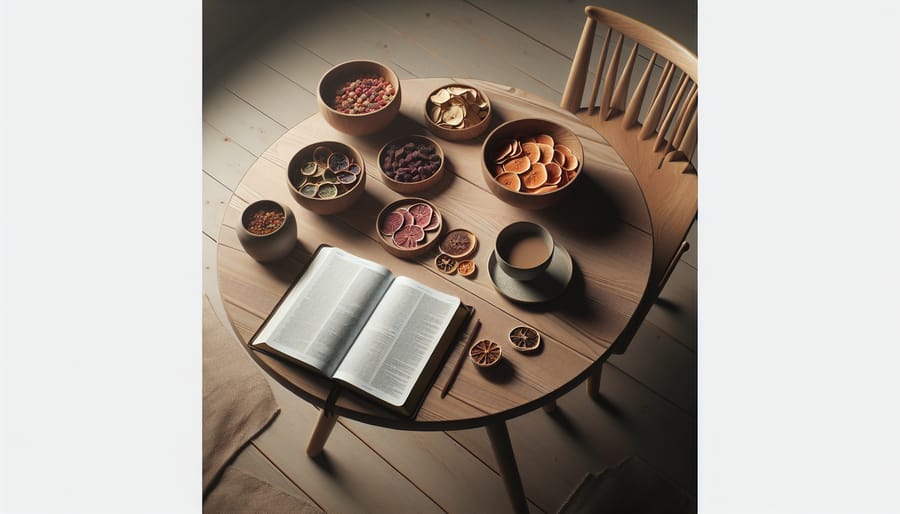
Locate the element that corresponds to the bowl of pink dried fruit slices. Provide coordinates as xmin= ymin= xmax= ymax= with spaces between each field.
xmin=376 ymin=198 xmax=443 ymax=258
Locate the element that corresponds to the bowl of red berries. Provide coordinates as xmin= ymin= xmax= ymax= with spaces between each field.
xmin=317 ymin=60 xmax=402 ymax=136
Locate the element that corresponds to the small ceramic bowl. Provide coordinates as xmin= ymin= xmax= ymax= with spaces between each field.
xmin=287 ymin=141 xmax=366 ymax=215
xmin=376 ymin=198 xmax=443 ymax=259
xmin=481 ymin=118 xmax=584 ymax=210
xmin=236 ymin=200 xmax=297 ymax=262
xmin=424 ymin=83 xmax=492 ymax=141
xmin=317 ymin=60 xmax=402 ymax=136
xmin=377 ymin=134 xmax=445 ymax=194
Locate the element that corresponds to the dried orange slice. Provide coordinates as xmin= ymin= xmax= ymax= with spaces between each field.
xmin=554 ymin=144 xmax=574 ymax=159
xmin=552 ymin=149 xmax=566 ymax=166
xmin=457 ymin=259 xmax=476 ymax=277
xmin=439 ymin=229 xmax=478 ymax=259
xmin=434 ymin=253 xmax=459 ymax=274
xmin=502 ymin=155 xmax=531 ymax=174
xmin=563 ymin=153 xmax=579 ymax=171
xmin=521 ymin=162 xmax=548 ymax=189
xmin=535 ymin=134 xmax=555 ymax=146
xmin=538 ymin=143 xmax=554 ymax=164
xmin=495 ymin=141 xmax=514 ymax=162
xmin=470 ymin=339 xmax=502 ymax=367
xmin=545 ymin=162 xmax=563 ymax=185
xmin=531 ymin=184 xmax=559 ymax=194
xmin=520 ymin=136 xmax=536 ymax=144
xmin=495 ymin=172 xmax=521 ymax=191
xmin=565 ymin=169 xmax=578 ymax=184
xmin=522 ymin=142 xmax=541 ymax=164
xmin=508 ymin=326 xmax=541 ymax=351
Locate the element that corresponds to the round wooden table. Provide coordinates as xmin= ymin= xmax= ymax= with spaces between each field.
xmin=216 ymin=78 xmax=652 ymax=513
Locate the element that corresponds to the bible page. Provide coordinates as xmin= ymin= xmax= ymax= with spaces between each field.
xmin=332 ymin=276 xmax=460 ymax=406
xmin=253 ymin=247 xmax=393 ymax=376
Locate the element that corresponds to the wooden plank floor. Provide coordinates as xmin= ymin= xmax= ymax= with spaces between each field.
xmin=203 ymin=1 xmax=697 ymax=512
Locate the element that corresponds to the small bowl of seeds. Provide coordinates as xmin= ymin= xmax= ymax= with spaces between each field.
xmin=236 ymin=200 xmax=298 ymax=262
xmin=377 ymin=134 xmax=445 ymax=194
xmin=317 ymin=60 xmax=402 ymax=136
xmin=287 ymin=141 xmax=366 ymax=215
xmin=424 ymin=83 xmax=492 ymax=141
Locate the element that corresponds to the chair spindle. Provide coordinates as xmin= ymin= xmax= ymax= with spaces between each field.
xmin=640 ymin=61 xmax=674 ymax=140
xmin=624 ymin=52 xmax=657 ymax=128
xmin=599 ymin=33 xmax=624 ymax=120
xmin=587 ymin=27 xmax=612 ymax=115
xmin=652 ymin=71 xmax=689 ymax=151
xmin=610 ymin=42 xmax=639 ymax=114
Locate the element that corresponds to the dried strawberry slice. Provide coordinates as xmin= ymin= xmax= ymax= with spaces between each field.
xmin=392 ymin=225 xmax=425 ymax=249
xmin=379 ymin=211 xmax=405 ymax=236
xmin=408 ymin=202 xmax=434 ymax=227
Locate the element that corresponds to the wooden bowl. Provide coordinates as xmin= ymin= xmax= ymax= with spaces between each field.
xmin=236 ymin=200 xmax=298 ymax=262
xmin=287 ymin=141 xmax=366 ymax=215
xmin=481 ymin=118 xmax=584 ymax=210
xmin=424 ymin=83 xmax=492 ymax=141
xmin=317 ymin=60 xmax=402 ymax=136
xmin=376 ymin=198 xmax=443 ymax=259
xmin=377 ymin=134 xmax=445 ymax=194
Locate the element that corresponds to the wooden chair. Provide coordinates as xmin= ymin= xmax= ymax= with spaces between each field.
xmin=561 ymin=6 xmax=698 ymax=397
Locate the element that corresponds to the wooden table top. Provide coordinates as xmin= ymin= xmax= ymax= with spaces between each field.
xmin=217 ymin=77 xmax=652 ymax=431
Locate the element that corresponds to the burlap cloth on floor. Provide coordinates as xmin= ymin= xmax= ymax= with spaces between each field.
xmin=203 ymin=296 xmax=279 ymax=497
xmin=204 ymin=466 xmax=323 ymax=514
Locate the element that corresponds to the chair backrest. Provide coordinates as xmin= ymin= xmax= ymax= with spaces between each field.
xmin=562 ymin=6 xmax=698 ymax=298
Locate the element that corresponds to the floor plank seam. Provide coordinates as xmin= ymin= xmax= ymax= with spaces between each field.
xmin=336 ymin=420 xmax=449 ymax=514
xmin=443 ymin=431 xmax=549 ymax=514
xmin=603 ymin=360 xmax=696 ymax=419
xmin=258 ymin=59 xmax=319 ymax=98
xmin=202 ymin=121 xmax=262 ymax=159
xmin=221 ymin=84 xmax=290 ymax=132
xmin=203 ymin=167 xmax=238 ymax=194
xmin=249 ymin=440 xmax=329 ymax=513
xmin=461 ymin=0 xmax=571 ymax=61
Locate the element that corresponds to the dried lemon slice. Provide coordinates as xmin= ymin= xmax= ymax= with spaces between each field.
xmin=313 ymin=146 xmax=331 ymax=166
xmin=470 ymin=339 xmax=502 ymax=367
xmin=299 ymin=183 xmax=319 ymax=197
xmin=322 ymin=170 xmax=338 ymax=184
xmin=508 ymin=326 xmax=541 ymax=352
xmin=317 ymin=183 xmax=338 ymax=198
xmin=457 ymin=259 xmax=476 ymax=277
xmin=301 ymin=161 xmax=318 ymax=176
xmin=434 ymin=253 xmax=459 ymax=274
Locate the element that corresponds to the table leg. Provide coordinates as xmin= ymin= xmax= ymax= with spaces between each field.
xmin=586 ymin=363 xmax=603 ymax=400
xmin=542 ymin=400 xmax=559 ymax=413
xmin=306 ymin=408 xmax=338 ymax=457
xmin=486 ymin=420 xmax=529 ymax=514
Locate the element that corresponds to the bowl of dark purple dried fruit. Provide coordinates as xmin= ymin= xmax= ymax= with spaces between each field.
xmin=376 ymin=198 xmax=443 ymax=259
xmin=377 ymin=134 xmax=445 ymax=194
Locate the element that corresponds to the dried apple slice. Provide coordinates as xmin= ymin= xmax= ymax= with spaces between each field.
xmin=430 ymin=88 xmax=451 ymax=104
xmin=470 ymin=339 xmax=502 ymax=367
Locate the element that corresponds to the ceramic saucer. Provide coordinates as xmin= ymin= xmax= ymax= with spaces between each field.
xmin=488 ymin=243 xmax=573 ymax=304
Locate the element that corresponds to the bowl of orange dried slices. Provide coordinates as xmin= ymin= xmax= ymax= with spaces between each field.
xmin=481 ymin=118 xmax=584 ymax=210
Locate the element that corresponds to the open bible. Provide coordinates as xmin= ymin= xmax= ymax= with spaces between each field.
xmin=250 ymin=245 xmax=470 ymax=417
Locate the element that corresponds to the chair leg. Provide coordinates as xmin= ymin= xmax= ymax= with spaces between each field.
xmin=486 ymin=421 xmax=529 ymax=514
xmin=305 ymin=409 xmax=338 ymax=457
xmin=586 ymin=363 xmax=603 ymax=400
